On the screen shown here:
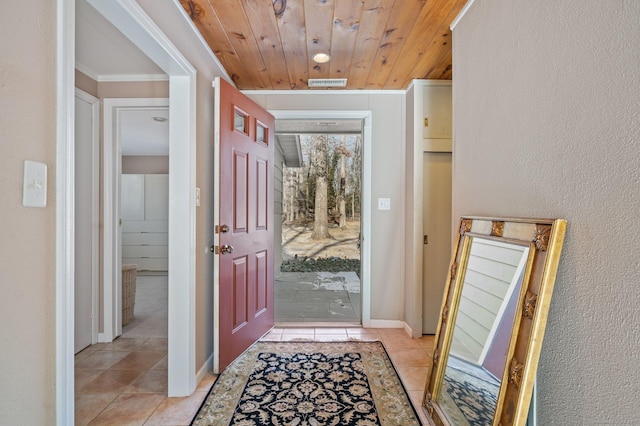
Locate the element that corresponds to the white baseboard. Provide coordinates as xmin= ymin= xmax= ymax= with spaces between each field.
xmin=196 ymin=352 xmax=214 ymax=388
xmin=367 ymin=319 xmax=406 ymax=329
xmin=97 ymin=332 xmax=112 ymax=343
xmin=403 ymin=322 xmax=414 ymax=337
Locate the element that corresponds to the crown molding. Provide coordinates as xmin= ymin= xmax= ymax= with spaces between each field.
xmin=450 ymin=0 xmax=476 ymax=30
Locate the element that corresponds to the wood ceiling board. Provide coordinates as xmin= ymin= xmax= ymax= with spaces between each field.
xmin=179 ymin=0 xmax=246 ymax=87
xmin=241 ymin=0 xmax=291 ymax=89
xmin=365 ymin=0 xmax=427 ymax=89
xmin=346 ymin=0 xmax=393 ymax=89
xmin=384 ymin=0 xmax=451 ymax=87
xmin=304 ymin=0 xmax=335 ymax=80
xmin=179 ymin=0 xmax=465 ymax=90
xmin=276 ymin=0 xmax=310 ymax=88
xmin=425 ymin=48 xmax=453 ymax=80
xmin=401 ymin=0 xmax=465 ymax=86
xmin=328 ymin=0 xmax=364 ymax=79
xmin=208 ymin=0 xmax=271 ymax=89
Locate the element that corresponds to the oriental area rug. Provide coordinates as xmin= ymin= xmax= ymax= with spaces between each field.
xmin=439 ymin=366 xmax=499 ymax=426
xmin=191 ymin=341 xmax=420 ymax=426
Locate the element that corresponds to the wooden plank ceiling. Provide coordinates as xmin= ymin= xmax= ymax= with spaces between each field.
xmin=179 ymin=0 xmax=468 ymax=90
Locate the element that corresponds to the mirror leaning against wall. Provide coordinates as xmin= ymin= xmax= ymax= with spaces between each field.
xmin=423 ymin=217 xmax=567 ymax=426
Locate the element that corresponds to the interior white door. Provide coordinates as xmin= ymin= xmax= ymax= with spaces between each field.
xmin=74 ymin=91 xmax=98 ymax=353
xmin=422 ymin=151 xmax=452 ymax=333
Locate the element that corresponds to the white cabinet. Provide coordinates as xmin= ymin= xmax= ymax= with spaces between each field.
xmin=421 ymin=84 xmax=452 ymax=139
xmin=404 ymin=80 xmax=453 ymax=336
xmin=121 ymin=174 xmax=168 ymax=271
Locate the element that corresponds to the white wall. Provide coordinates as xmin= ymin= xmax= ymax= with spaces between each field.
xmin=244 ymin=92 xmax=407 ymax=321
xmin=453 ymin=1 xmax=640 ymax=423
xmin=0 ymin=0 xmax=57 ymax=423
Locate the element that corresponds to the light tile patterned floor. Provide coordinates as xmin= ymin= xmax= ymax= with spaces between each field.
xmin=75 ymin=328 xmax=434 ymax=425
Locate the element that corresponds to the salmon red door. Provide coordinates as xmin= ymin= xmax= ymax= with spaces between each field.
xmin=213 ymin=77 xmax=274 ymax=372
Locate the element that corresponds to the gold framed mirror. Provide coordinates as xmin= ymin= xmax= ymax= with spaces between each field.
xmin=423 ymin=217 xmax=567 ymax=426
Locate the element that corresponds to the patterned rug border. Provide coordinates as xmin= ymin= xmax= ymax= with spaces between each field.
xmin=191 ymin=341 xmax=421 ymax=425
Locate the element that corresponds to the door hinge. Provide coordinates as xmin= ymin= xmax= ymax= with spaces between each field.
xmin=424 ymin=235 xmax=428 ymax=245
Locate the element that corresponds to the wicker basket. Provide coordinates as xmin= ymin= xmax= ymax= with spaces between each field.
xmin=122 ymin=264 xmax=137 ymax=326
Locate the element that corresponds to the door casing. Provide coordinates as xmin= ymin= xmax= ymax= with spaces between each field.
xmin=74 ymin=88 xmax=100 ymax=353
xmin=268 ymin=110 xmax=373 ymax=327
xmin=57 ymin=3 xmax=199 ymax=423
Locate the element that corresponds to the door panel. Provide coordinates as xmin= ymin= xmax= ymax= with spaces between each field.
xmin=422 ymin=152 xmax=452 ymax=333
xmin=215 ymin=78 xmax=274 ymax=372
xmin=75 ymin=92 xmax=97 ymax=354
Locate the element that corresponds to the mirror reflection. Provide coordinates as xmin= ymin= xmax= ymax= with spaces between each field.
xmin=438 ymin=237 xmax=530 ymax=425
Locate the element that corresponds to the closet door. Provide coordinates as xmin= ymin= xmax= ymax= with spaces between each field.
xmin=121 ymin=174 xmax=145 ymax=220
xmin=121 ymin=174 xmax=169 ymax=271
xmin=144 ymin=174 xmax=169 ymax=220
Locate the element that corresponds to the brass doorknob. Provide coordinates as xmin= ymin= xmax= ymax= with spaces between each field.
xmin=220 ymin=244 xmax=234 ymax=255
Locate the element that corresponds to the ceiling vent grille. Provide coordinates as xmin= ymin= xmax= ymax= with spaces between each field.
xmin=308 ymin=78 xmax=348 ymax=88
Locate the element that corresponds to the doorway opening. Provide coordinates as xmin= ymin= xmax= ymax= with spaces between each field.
xmin=119 ymin=107 xmax=170 ymax=340
xmin=275 ymin=120 xmax=363 ymax=324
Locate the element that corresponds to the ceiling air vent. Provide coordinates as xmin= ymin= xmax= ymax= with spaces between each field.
xmin=308 ymin=78 xmax=347 ymax=88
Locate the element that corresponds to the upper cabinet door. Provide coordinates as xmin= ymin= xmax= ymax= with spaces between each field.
xmin=144 ymin=174 xmax=169 ymax=220
xmin=422 ymin=85 xmax=452 ymax=139
xmin=121 ymin=174 xmax=145 ymax=220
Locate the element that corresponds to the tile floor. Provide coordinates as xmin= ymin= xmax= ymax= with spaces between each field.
xmin=75 ymin=328 xmax=434 ymax=425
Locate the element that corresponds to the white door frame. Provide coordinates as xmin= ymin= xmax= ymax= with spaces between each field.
xmin=269 ymin=110 xmax=373 ymax=326
xmin=57 ymin=1 xmax=197 ymax=422
xmin=75 ymin=88 xmax=101 ymax=349
xmin=89 ymin=0 xmax=197 ymax=397
xmin=101 ymin=98 xmax=169 ymax=341
xmin=56 ymin=2 xmax=76 ymax=423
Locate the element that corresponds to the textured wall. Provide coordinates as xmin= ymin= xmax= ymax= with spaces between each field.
xmin=0 ymin=0 xmax=57 ymax=423
xmin=453 ymin=1 xmax=640 ymax=423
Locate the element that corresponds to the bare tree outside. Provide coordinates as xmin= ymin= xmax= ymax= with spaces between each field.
xmin=281 ymin=133 xmax=362 ymax=275
xmin=311 ymin=135 xmax=331 ymax=239
xmin=337 ymin=135 xmax=350 ymax=230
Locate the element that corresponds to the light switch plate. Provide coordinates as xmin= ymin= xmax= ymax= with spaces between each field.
xmin=196 ymin=187 xmax=201 ymax=207
xmin=377 ymin=197 xmax=391 ymax=210
xmin=23 ymin=160 xmax=47 ymax=208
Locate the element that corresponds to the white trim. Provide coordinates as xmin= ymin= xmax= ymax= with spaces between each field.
xmin=96 ymin=73 xmax=169 ymax=82
xmin=243 ymin=89 xmax=406 ymax=96
xmin=56 ymin=0 xmax=75 ymax=424
xmin=212 ymin=79 xmax=221 ymax=373
xmin=367 ymin=319 xmax=406 ymax=329
xmin=167 ymin=74 xmax=197 ymax=395
xmin=450 ymin=0 xmax=476 ymax=30
xmin=407 ymin=78 xmax=453 ymax=92
xmin=88 ymin=0 xmax=194 ymax=76
xmin=172 ymin=0 xmax=234 ymax=85
xmin=269 ymin=110 xmax=372 ymax=328
xmin=75 ymin=88 xmax=101 ymax=345
xmin=101 ymin=98 xmax=170 ymax=343
xmin=89 ymin=0 xmax=197 ymax=397
xmin=197 ymin=352 xmax=214 ymax=387
xmin=75 ymin=62 xmax=168 ymax=82
xmin=74 ymin=63 xmax=99 ymax=81
xmin=403 ymin=321 xmax=414 ymax=336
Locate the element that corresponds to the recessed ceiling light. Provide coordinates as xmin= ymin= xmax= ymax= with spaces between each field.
xmin=312 ymin=53 xmax=331 ymax=63
xmin=152 ymin=116 xmax=168 ymax=122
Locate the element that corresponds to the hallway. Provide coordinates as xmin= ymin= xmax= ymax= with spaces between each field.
xmin=74 ymin=275 xmax=432 ymax=424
